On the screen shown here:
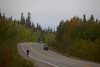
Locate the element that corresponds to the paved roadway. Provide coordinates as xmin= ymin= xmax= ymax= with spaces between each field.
xmin=21 ymin=42 xmax=100 ymax=67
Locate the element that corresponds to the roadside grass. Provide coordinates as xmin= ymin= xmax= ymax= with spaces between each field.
xmin=47 ymin=44 xmax=100 ymax=64
xmin=12 ymin=53 xmax=34 ymax=67
xmin=0 ymin=39 xmax=34 ymax=67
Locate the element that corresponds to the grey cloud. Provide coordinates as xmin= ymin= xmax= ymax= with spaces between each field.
xmin=0 ymin=0 xmax=100 ymax=29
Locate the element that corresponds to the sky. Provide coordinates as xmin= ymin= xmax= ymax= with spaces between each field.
xmin=0 ymin=0 xmax=100 ymax=30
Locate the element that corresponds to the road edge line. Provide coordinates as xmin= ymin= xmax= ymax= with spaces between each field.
xmin=21 ymin=43 xmax=59 ymax=67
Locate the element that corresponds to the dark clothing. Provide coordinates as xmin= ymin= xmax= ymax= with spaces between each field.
xmin=27 ymin=50 xmax=29 ymax=56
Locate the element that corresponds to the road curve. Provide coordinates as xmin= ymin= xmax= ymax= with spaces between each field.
xmin=21 ymin=42 xmax=100 ymax=67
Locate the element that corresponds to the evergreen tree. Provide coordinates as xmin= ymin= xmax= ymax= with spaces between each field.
xmin=53 ymin=29 xmax=56 ymax=35
xmin=17 ymin=20 xmax=20 ymax=24
xmin=83 ymin=14 xmax=86 ymax=22
xmin=38 ymin=24 xmax=42 ymax=31
xmin=31 ymin=22 xmax=35 ymax=31
xmin=36 ymin=23 xmax=39 ymax=31
xmin=96 ymin=19 xmax=98 ymax=24
xmin=21 ymin=13 xmax=25 ymax=25
xmin=26 ymin=12 xmax=31 ymax=29
xmin=0 ymin=9 xmax=2 ymax=18
xmin=90 ymin=14 xmax=94 ymax=21
xmin=50 ymin=29 xmax=52 ymax=33
xmin=48 ymin=26 xmax=50 ymax=32
xmin=10 ymin=16 xmax=12 ymax=20
xmin=3 ymin=13 xmax=5 ymax=19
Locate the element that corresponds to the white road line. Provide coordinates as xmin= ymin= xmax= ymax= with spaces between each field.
xmin=21 ymin=43 xmax=59 ymax=67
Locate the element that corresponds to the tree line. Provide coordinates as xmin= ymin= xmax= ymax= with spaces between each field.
xmin=48 ymin=14 xmax=100 ymax=62
xmin=0 ymin=11 xmax=55 ymax=44
xmin=0 ymin=11 xmax=55 ymax=67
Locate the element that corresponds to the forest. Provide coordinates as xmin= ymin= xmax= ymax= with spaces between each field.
xmin=48 ymin=15 xmax=100 ymax=62
xmin=0 ymin=10 xmax=100 ymax=67
xmin=0 ymin=11 xmax=55 ymax=67
xmin=0 ymin=12 xmax=55 ymax=44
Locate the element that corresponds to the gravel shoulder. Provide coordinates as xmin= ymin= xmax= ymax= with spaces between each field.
xmin=17 ymin=43 xmax=54 ymax=67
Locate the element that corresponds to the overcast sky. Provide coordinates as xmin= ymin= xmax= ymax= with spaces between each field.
xmin=0 ymin=0 xmax=100 ymax=29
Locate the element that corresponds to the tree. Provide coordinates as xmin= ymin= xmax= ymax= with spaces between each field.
xmin=21 ymin=13 xmax=25 ymax=25
xmin=31 ymin=22 xmax=35 ymax=31
xmin=83 ymin=14 xmax=86 ymax=22
xmin=36 ymin=23 xmax=39 ymax=31
xmin=0 ymin=9 xmax=2 ymax=18
xmin=26 ymin=12 xmax=31 ymax=29
xmin=9 ymin=16 xmax=12 ymax=20
xmin=90 ymin=14 xmax=94 ymax=21
xmin=68 ymin=17 xmax=79 ymax=38
xmin=96 ymin=19 xmax=98 ymax=24
xmin=3 ymin=13 xmax=5 ymax=19
xmin=38 ymin=24 xmax=42 ymax=31
xmin=48 ymin=26 xmax=50 ymax=32
xmin=50 ymin=29 xmax=52 ymax=33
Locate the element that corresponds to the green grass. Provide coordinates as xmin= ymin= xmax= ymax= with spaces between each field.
xmin=0 ymin=39 xmax=34 ymax=67
xmin=12 ymin=53 xmax=34 ymax=67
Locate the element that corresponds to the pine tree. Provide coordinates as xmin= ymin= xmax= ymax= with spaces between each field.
xmin=31 ymin=22 xmax=35 ymax=31
xmin=83 ymin=14 xmax=86 ymax=22
xmin=38 ymin=24 xmax=42 ymax=31
xmin=90 ymin=14 xmax=94 ymax=21
xmin=21 ymin=13 xmax=25 ymax=25
xmin=50 ymin=29 xmax=52 ymax=33
xmin=48 ymin=26 xmax=50 ymax=32
xmin=36 ymin=23 xmax=39 ymax=31
xmin=0 ymin=9 xmax=2 ymax=18
xmin=96 ymin=19 xmax=98 ymax=24
xmin=3 ymin=13 xmax=5 ymax=19
xmin=26 ymin=12 xmax=31 ymax=29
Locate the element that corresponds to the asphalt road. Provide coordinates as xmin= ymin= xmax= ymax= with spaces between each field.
xmin=21 ymin=42 xmax=100 ymax=67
